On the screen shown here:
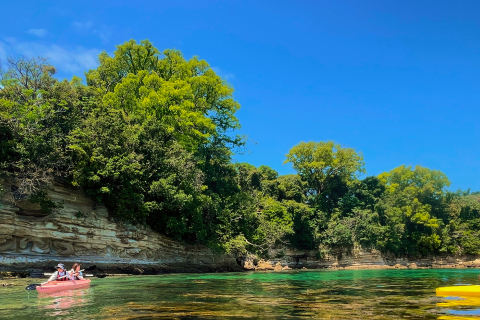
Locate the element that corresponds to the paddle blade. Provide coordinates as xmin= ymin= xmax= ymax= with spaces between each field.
xmin=25 ymin=284 xmax=40 ymax=290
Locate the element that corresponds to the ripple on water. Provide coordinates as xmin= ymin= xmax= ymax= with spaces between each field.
xmin=1 ymin=269 xmax=480 ymax=319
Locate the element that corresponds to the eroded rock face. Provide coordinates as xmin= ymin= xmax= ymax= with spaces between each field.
xmin=0 ymin=182 xmax=240 ymax=273
xmin=242 ymin=246 xmax=480 ymax=271
xmin=273 ymin=262 xmax=282 ymax=271
xmin=255 ymin=259 xmax=274 ymax=271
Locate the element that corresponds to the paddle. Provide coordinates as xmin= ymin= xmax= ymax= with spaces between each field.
xmin=25 ymin=265 xmax=96 ymax=290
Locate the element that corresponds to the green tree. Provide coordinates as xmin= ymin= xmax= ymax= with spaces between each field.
xmin=0 ymin=56 xmax=91 ymax=199
xmin=285 ymin=141 xmax=365 ymax=213
xmin=68 ymin=108 xmax=208 ymax=240
xmin=339 ymin=176 xmax=386 ymax=214
xmin=285 ymin=200 xmax=316 ymax=249
xmin=86 ymin=39 xmax=241 ymax=152
xmin=440 ymin=193 xmax=480 ymax=255
xmin=320 ymin=208 xmax=385 ymax=251
xmin=377 ymin=165 xmax=450 ymax=255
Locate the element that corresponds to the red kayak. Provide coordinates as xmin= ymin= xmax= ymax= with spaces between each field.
xmin=36 ymin=279 xmax=91 ymax=293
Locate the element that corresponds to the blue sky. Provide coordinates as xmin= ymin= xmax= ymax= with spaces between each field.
xmin=1 ymin=0 xmax=479 ymax=191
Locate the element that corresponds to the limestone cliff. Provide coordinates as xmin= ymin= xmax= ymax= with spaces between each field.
xmin=0 ymin=182 xmax=241 ymax=273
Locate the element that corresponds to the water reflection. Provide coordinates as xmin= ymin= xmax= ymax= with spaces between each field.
xmin=5 ymin=269 xmax=480 ymax=319
xmin=36 ymin=288 xmax=92 ymax=317
xmin=436 ymin=288 xmax=480 ymax=319
xmin=96 ymin=272 xmax=445 ymax=319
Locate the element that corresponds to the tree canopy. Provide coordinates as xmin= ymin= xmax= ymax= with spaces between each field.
xmin=1 ymin=40 xmax=478 ymax=260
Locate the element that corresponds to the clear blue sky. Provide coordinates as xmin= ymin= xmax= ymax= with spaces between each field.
xmin=1 ymin=0 xmax=479 ymax=191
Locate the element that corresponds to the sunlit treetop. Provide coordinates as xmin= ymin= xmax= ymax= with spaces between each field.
xmin=86 ymin=39 xmax=241 ymax=150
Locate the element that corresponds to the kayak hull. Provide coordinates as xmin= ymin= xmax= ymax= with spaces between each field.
xmin=436 ymin=285 xmax=480 ymax=297
xmin=36 ymin=279 xmax=91 ymax=293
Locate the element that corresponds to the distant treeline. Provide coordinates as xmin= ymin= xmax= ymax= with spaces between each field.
xmin=1 ymin=40 xmax=479 ymax=258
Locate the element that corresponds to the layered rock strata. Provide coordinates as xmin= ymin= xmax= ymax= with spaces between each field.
xmin=0 ymin=182 xmax=241 ymax=273
xmin=242 ymin=247 xmax=480 ymax=271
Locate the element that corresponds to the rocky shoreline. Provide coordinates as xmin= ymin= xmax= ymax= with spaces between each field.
xmin=241 ymin=259 xmax=480 ymax=271
xmin=1 ymin=259 xmax=480 ymax=278
xmin=237 ymin=245 xmax=480 ymax=272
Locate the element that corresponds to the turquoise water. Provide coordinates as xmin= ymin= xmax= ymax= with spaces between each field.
xmin=2 ymin=269 xmax=480 ymax=319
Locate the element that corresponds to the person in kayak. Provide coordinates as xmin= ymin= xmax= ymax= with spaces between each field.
xmin=69 ymin=263 xmax=84 ymax=280
xmin=46 ymin=263 xmax=72 ymax=282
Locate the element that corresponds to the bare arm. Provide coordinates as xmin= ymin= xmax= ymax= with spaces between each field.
xmin=47 ymin=271 xmax=58 ymax=282
xmin=69 ymin=269 xmax=83 ymax=280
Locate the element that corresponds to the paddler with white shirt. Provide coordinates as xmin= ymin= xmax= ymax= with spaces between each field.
xmin=46 ymin=263 xmax=72 ymax=282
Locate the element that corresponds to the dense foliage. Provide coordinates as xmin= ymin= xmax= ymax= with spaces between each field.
xmin=1 ymin=40 xmax=479 ymax=258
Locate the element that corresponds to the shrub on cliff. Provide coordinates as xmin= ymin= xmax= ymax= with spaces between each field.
xmin=0 ymin=56 xmax=95 ymax=199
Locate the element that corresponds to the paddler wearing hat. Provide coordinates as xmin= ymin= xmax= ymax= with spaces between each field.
xmin=46 ymin=263 xmax=72 ymax=282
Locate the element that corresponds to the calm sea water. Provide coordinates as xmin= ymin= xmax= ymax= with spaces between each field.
xmin=2 ymin=269 xmax=480 ymax=319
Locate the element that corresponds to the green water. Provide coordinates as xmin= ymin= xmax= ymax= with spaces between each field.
xmin=2 ymin=269 xmax=480 ymax=319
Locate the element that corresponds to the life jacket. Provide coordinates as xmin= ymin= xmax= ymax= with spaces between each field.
xmin=56 ymin=270 xmax=69 ymax=281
